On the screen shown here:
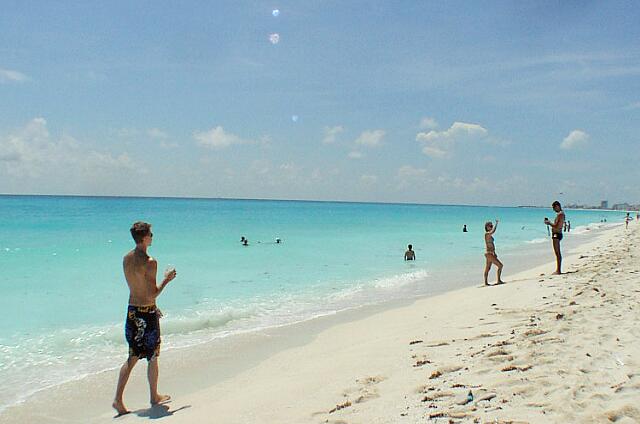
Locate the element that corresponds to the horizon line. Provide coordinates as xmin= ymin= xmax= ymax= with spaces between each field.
xmin=0 ymin=193 xmax=630 ymax=211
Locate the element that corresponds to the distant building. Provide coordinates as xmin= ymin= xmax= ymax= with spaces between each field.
xmin=600 ymin=200 xmax=608 ymax=209
xmin=612 ymin=203 xmax=631 ymax=211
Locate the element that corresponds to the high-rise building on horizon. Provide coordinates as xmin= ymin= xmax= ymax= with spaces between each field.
xmin=601 ymin=200 xmax=608 ymax=209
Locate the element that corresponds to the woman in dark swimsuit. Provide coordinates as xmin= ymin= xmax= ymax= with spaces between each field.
xmin=484 ymin=219 xmax=505 ymax=286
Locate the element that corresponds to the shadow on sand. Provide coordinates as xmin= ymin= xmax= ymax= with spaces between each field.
xmin=123 ymin=404 xmax=191 ymax=420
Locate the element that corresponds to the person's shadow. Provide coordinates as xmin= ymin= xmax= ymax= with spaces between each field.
xmin=129 ymin=403 xmax=191 ymax=419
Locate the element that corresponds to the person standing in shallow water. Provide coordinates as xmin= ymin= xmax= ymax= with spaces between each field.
xmin=113 ymin=222 xmax=177 ymax=416
xmin=404 ymin=244 xmax=415 ymax=261
xmin=483 ymin=219 xmax=504 ymax=286
xmin=545 ymin=201 xmax=565 ymax=275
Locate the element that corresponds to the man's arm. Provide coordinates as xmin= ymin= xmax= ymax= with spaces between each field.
xmin=148 ymin=258 xmax=175 ymax=299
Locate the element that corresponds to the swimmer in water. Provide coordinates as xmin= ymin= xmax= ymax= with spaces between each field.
xmin=404 ymin=244 xmax=415 ymax=261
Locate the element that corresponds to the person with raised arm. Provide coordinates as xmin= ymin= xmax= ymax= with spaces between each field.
xmin=484 ymin=219 xmax=505 ymax=286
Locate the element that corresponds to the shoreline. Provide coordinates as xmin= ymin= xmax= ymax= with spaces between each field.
xmin=1 ymin=222 xmax=635 ymax=423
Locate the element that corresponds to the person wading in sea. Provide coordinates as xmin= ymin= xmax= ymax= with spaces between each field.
xmin=404 ymin=244 xmax=416 ymax=261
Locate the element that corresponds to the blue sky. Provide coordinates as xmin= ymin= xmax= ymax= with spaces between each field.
xmin=1 ymin=1 xmax=639 ymax=206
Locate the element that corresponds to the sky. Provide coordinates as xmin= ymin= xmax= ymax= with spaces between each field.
xmin=1 ymin=0 xmax=639 ymax=206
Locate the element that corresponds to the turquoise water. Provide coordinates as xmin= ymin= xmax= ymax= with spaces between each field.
xmin=0 ymin=195 xmax=625 ymax=410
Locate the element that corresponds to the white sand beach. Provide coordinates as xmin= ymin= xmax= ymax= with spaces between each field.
xmin=2 ymin=223 xmax=639 ymax=424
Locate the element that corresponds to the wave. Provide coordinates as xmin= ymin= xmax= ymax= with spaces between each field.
xmin=161 ymin=305 xmax=261 ymax=336
xmin=526 ymin=237 xmax=547 ymax=244
xmin=0 ymin=267 xmax=434 ymax=413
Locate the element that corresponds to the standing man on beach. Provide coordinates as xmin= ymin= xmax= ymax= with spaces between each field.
xmin=544 ymin=201 xmax=565 ymax=275
xmin=113 ymin=222 xmax=177 ymax=416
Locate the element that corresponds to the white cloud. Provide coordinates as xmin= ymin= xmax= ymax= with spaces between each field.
xmin=417 ymin=122 xmax=488 ymax=143
xmin=360 ymin=174 xmax=378 ymax=185
xmin=279 ymin=162 xmax=301 ymax=178
xmin=147 ymin=128 xmax=168 ymax=139
xmin=0 ymin=68 xmax=28 ymax=83
xmin=321 ymin=126 xmax=344 ymax=144
xmin=397 ymin=165 xmax=427 ymax=178
xmin=0 ymin=118 xmax=141 ymax=180
xmin=396 ymin=165 xmax=428 ymax=189
xmin=419 ymin=117 xmax=438 ymax=129
xmin=348 ymin=151 xmax=363 ymax=159
xmin=422 ymin=146 xmax=447 ymax=158
xmin=560 ymin=130 xmax=589 ymax=150
xmin=194 ymin=126 xmax=249 ymax=149
xmin=416 ymin=121 xmax=488 ymax=158
xmin=355 ymin=129 xmax=385 ymax=147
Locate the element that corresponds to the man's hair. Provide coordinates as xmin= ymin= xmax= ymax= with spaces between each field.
xmin=552 ymin=200 xmax=562 ymax=208
xmin=130 ymin=221 xmax=152 ymax=244
xmin=408 ymin=244 xmax=412 ymax=249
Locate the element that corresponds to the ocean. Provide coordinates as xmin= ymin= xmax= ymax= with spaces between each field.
xmin=0 ymin=195 xmax=625 ymax=411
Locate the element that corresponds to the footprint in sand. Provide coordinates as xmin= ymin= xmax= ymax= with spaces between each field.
xmin=429 ymin=365 xmax=464 ymax=380
xmin=338 ymin=376 xmax=386 ymax=406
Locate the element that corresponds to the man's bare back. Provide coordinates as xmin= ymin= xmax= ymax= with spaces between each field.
xmin=124 ymin=248 xmax=160 ymax=306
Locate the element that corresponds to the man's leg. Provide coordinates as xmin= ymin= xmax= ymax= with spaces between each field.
xmin=113 ymin=356 xmax=139 ymax=415
xmin=148 ymin=357 xmax=171 ymax=405
xmin=552 ymin=239 xmax=562 ymax=274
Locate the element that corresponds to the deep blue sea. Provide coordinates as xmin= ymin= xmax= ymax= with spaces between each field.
xmin=0 ymin=195 xmax=626 ymax=410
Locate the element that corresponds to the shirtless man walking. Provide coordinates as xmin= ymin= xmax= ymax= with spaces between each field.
xmin=544 ymin=201 xmax=565 ymax=275
xmin=113 ymin=222 xmax=177 ymax=416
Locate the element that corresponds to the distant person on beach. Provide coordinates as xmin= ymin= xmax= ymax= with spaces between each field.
xmin=636 ymin=212 xmax=639 ymax=221
xmin=463 ymin=224 xmax=468 ymax=232
xmin=113 ymin=222 xmax=176 ymax=416
xmin=567 ymin=220 xmax=571 ymax=232
xmin=404 ymin=244 xmax=415 ymax=261
xmin=544 ymin=201 xmax=565 ymax=275
xmin=563 ymin=221 xmax=567 ymax=232
xmin=483 ymin=219 xmax=504 ymax=286
xmin=625 ymin=213 xmax=631 ymax=229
